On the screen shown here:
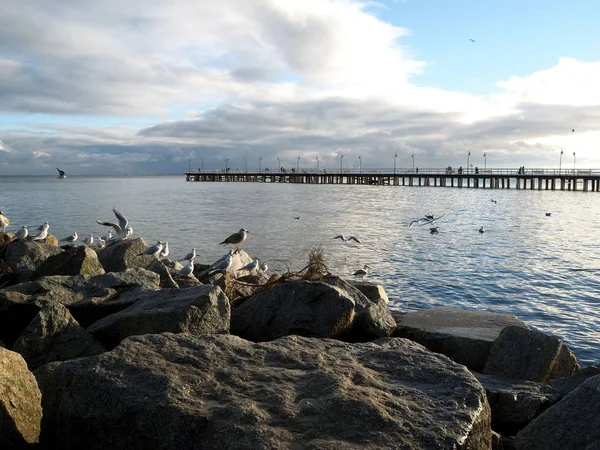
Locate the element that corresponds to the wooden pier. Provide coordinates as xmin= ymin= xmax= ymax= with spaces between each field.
xmin=185 ymin=169 xmax=600 ymax=192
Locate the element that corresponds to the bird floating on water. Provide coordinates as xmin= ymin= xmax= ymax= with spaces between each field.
xmin=430 ymin=226 xmax=439 ymax=234
xmin=332 ymin=235 xmax=362 ymax=243
xmin=491 ymin=199 xmax=497 ymax=204
xmin=546 ymin=212 xmax=552 ymax=217
xmin=220 ymin=228 xmax=249 ymax=250
xmin=479 ymin=226 xmax=485 ymax=233
xmin=56 ymin=168 xmax=66 ymax=179
xmin=353 ymin=264 xmax=371 ymax=282
xmin=0 ymin=211 xmax=9 ymax=232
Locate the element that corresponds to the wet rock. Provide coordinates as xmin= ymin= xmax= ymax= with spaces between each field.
xmin=514 ymin=374 xmax=600 ymax=450
xmin=347 ymin=280 xmax=390 ymax=304
xmin=393 ymin=307 xmax=529 ymax=372
xmin=548 ymin=364 xmax=600 ymax=395
xmin=87 ymin=285 xmax=230 ymax=348
xmin=96 ymin=238 xmax=150 ymax=273
xmin=483 ymin=326 xmax=580 ymax=382
xmin=230 ymin=280 xmax=355 ymax=341
xmin=473 ymin=372 xmax=562 ymax=435
xmin=3 ymin=240 xmax=63 ymax=281
xmin=12 ymin=302 xmax=106 ymax=370
xmin=0 ymin=348 xmax=42 ymax=447
xmin=33 ymin=245 xmax=105 ymax=279
xmin=35 ymin=334 xmax=492 ymax=450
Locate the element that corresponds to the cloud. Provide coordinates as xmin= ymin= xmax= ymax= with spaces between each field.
xmin=0 ymin=1 xmax=599 ymax=174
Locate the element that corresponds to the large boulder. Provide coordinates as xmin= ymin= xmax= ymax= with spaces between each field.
xmin=0 ymin=348 xmax=42 ymax=447
xmin=347 ymin=280 xmax=390 ymax=304
xmin=12 ymin=302 xmax=106 ymax=370
xmin=33 ymin=245 xmax=105 ymax=278
xmin=473 ymin=372 xmax=562 ymax=436
xmin=514 ymin=374 xmax=600 ymax=450
xmin=146 ymin=259 xmax=179 ymax=289
xmin=3 ymin=241 xmax=63 ymax=281
xmin=230 ymin=280 xmax=355 ymax=341
xmin=548 ymin=365 xmax=600 ymax=395
xmin=96 ymin=238 xmax=152 ymax=273
xmin=35 ymin=334 xmax=492 ymax=449
xmin=0 ymin=259 xmax=19 ymax=288
xmin=393 ymin=308 xmax=529 ymax=372
xmin=483 ymin=326 xmax=580 ymax=382
xmin=87 ymin=285 xmax=230 ymax=348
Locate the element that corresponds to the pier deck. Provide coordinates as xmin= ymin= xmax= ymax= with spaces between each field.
xmin=184 ymin=169 xmax=600 ymax=192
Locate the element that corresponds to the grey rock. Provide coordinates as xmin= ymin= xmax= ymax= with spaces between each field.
xmin=96 ymin=237 xmax=151 ymax=273
xmin=0 ymin=347 xmax=42 ymax=447
xmin=35 ymin=334 xmax=492 ymax=450
xmin=33 ymin=245 xmax=105 ymax=278
xmin=172 ymin=274 xmax=202 ymax=289
xmin=146 ymin=259 xmax=179 ymax=289
xmin=393 ymin=307 xmax=529 ymax=372
xmin=473 ymin=372 xmax=562 ymax=435
xmin=484 ymin=326 xmax=580 ymax=382
xmin=12 ymin=302 xmax=106 ymax=370
xmin=548 ymin=365 xmax=600 ymax=396
xmin=0 ymin=258 xmax=19 ymax=288
xmin=87 ymin=285 xmax=230 ymax=348
xmin=230 ymin=280 xmax=355 ymax=341
xmin=4 ymin=240 xmax=63 ymax=281
xmin=514 ymin=374 xmax=600 ymax=450
xmin=347 ymin=280 xmax=390 ymax=304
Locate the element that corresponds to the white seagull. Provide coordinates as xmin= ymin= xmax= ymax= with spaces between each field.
xmin=332 ymin=235 xmax=362 ymax=243
xmin=180 ymin=247 xmax=196 ymax=262
xmin=0 ymin=211 xmax=9 ymax=232
xmin=96 ymin=237 xmax=106 ymax=249
xmin=409 ymin=214 xmax=445 ymax=227
xmin=61 ymin=231 xmax=78 ymax=243
xmin=83 ymin=234 xmax=94 ymax=246
xmin=238 ymin=257 xmax=260 ymax=274
xmin=220 ymin=228 xmax=249 ymax=250
xmin=15 ymin=225 xmax=28 ymax=240
xmin=353 ymin=264 xmax=371 ymax=282
xmin=159 ymin=241 xmax=169 ymax=259
xmin=139 ymin=241 xmax=163 ymax=258
xmin=259 ymin=261 xmax=268 ymax=273
xmin=32 ymin=222 xmax=50 ymax=241
xmin=207 ymin=249 xmax=235 ymax=275
xmin=97 ymin=207 xmax=133 ymax=242
xmin=176 ymin=258 xmax=195 ymax=277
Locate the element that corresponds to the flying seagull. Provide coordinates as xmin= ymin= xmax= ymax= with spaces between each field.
xmin=332 ymin=235 xmax=362 ymax=243
xmin=56 ymin=168 xmax=67 ymax=179
xmin=97 ymin=207 xmax=133 ymax=242
xmin=409 ymin=214 xmax=445 ymax=227
xmin=220 ymin=228 xmax=249 ymax=250
xmin=0 ymin=211 xmax=9 ymax=232
xmin=469 ymin=38 xmax=476 ymax=43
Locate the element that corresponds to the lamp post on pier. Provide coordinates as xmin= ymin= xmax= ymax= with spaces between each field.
xmin=244 ymin=158 xmax=247 ymax=172
xmin=467 ymin=151 xmax=471 ymax=174
xmin=277 ymin=157 xmax=280 ymax=172
xmin=340 ymin=154 xmax=344 ymax=172
xmin=201 ymin=158 xmax=204 ymax=171
xmin=394 ymin=153 xmax=397 ymax=174
xmin=297 ymin=156 xmax=300 ymax=172
xmin=188 ymin=159 xmax=192 ymax=173
xmin=573 ymin=152 xmax=576 ymax=173
xmin=483 ymin=153 xmax=487 ymax=171
xmin=359 ymin=155 xmax=362 ymax=173
xmin=225 ymin=158 xmax=229 ymax=173
xmin=259 ymin=156 xmax=262 ymax=173
xmin=411 ymin=154 xmax=414 ymax=172
xmin=316 ymin=156 xmax=319 ymax=170
xmin=559 ymin=150 xmax=563 ymax=174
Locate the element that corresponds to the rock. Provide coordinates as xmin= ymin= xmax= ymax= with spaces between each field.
xmin=12 ymin=302 xmax=106 ymax=370
xmin=172 ymin=274 xmax=202 ymax=289
xmin=43 ymin=234 xmax=60 ymax=247
xmin=548 ymin=364 xmax=600 ymax=396
xmin=230 ymin=280 xmax=355 ymax=341
xmin=35 ymin=334 xmax=492 ymax=449
xmin=320 ymin=275 xmax=396 ymax=341
xmin=0 ymin=231 xmax=16 ymax=247
xmin=228 ymin=273 xmax=269 ymax=305
xmin=96 ymin=238 xmax=151 ymax=273
xmin=3 ymin=240 xmax=63 ymax=281
xmin=146 ymin=259 xmax=179 ymax=289
xmin=0 ymin=348 xmax=42 ymax=447
xmin=87 ymin=285 xmax=230 ymax=348
xmin=393 ymin=307 xmax=529 ymax=372
xmin=483 ymin=326 xmax=580 ymax=382
xmin=514 ymin=374 xmax=600 ymax=450
xmin=473 ymin=372 xmax=562 ymax=435
xmin=347 ymin=280 xmax=390 ymax=304
xmin=0 ymin=259 xmax=19 ymax=288
xmin=33 ymin=245 xmax=105 ymax=279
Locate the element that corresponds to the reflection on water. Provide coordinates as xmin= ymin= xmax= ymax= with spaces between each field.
xmin=1 ymin=175 xmax=599 ymax=364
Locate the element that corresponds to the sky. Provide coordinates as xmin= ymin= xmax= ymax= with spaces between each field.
xmin=1 ymin=0 xmax=599 ymax=175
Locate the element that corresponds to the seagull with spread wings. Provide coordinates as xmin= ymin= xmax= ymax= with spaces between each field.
xmin=96 ymin=207 xmax=133 ymax=242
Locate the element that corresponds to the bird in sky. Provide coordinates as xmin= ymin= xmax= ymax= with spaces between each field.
xmin=332 ymin=235 xmax=362 ymax=243
xmin=469 ymin=38 xmax=476 ymax=43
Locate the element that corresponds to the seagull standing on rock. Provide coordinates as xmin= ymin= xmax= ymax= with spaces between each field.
xmin=353 ymin=264 xmax=371 ymax=282
xmin=139 ymin=241 xmax=163 ymax=258
xmin=160 ymin=241 xmax=169 ymax=259
xmin=259 ymin=261 xmax=268 ymax=273
xmin=15 ymin=225 xmax=28 ymax=240
xmin=238 ymin=257 xmax=260 ymax=274
xmin=62 ymin=231 xmax=78 ymax=243
xmin=32 ymin=222 xmax=50 ymax=241
xmin=220 ymin=228 xmax=249 ymax=250
xmin=176 ymin=258 xmax=195 ymax=277
xmin=83 ymin=234 xmax=94 ymax=246
xmin=180 ymin=247 xmax=196 ymax=262
xmin=0 ymin=211 xmax=10 ymax=232
xmin=208 ymin=249 xmax=235 ymax=275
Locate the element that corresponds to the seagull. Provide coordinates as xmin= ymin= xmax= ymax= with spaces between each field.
xmin=469 ymin=38 xmax=476 ymax=43
xmin=32 ymin=222 xmax=50 ymax=241
xmin=180 ymin=247 xmax=196 ymax=262
xmin=15 ymin=225 xmax=28 ymax=240
xmin=138 ymin=241 xmax=163 ymax=258
xmin=207 ymin=249 xmax=235 ymax=275
xmin=546 ymin=212 xmax=552 ymax=217
xmin=332 ymin=235 xmax=362 ymax=243
xmin=61 ymin=231 xmax=78 ymax=243
xmin=491 ymin=199 xmax=497 ymax=204
xmin=159 ymin=241 xmax=169 ymax=259
xmin=83 ymin=234 xmax=94 ymax=246
xmin=238 ymin=257 xmax=260 ymax=274
xmin=353 ymin=264 xmax=371 ymax=282
xmin=430 ymin=226 xmax=439 ymax=234
xmin=294 ymin=217 xmax=301 ymax=220
xmin=56 ymin=168 xmax=67 ymax=179
xmin=100 ymin=230 xmax=114 ymax=241
xmin=220 ymin=228 xmax=249 ymax=250
xmin=479 ymin=226 xmax=485 ymax=233
xmin=259 ymin=261 xmax=268 ymax=273
xmin=409 ymin=214 xmax=445 ymax=227
xmin=0 ymin=211 xmax=9 ymax=232
xmin=96 ymin=237 xmax=106 ymax=249
xmin=97 ymin=207 xmax=133 ymax=242
xmin=176 ymin=258 xmax=195 ymax=277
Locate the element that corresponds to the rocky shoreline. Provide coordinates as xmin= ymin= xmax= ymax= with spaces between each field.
xmin=0 ymin=232 xmax=598 ymax=449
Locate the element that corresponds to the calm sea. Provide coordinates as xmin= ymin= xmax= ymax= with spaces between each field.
xmin=1 ymin=175 xmax=599 ymax=365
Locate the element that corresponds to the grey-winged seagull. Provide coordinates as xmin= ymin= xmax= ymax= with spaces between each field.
xmin=97 ymin=207 xmax=133 ymax=242
xmin=220 ymin=228 xmax=249 ymax=250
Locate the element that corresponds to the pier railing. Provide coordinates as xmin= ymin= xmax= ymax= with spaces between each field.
xmin=188 ymin=168 xmax=600 ymax=176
